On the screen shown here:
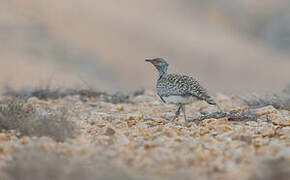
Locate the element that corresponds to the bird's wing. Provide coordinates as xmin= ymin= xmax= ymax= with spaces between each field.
xmin=165 ymin=74 xmax=216 ymax=105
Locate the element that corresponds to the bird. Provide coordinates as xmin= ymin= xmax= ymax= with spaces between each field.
xmin=145 ymin=57 xmax=217 ymax=126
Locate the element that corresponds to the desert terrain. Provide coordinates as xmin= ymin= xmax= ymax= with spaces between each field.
xmin=0 ymin=1 xmax=290 ymax=179
xmin=0 ymin=87 xmax=289 ymax=180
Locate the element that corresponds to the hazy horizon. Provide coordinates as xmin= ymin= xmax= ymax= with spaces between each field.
xmin=1 ymin=0 xmax=290 ymax=94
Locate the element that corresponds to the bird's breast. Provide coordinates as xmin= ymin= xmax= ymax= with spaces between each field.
xmin=161 ymin=95 xmax=197 ymax=104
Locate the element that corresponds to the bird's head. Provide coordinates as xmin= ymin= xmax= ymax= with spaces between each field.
xmin=145 ymin=58 xmax=168 ymax=72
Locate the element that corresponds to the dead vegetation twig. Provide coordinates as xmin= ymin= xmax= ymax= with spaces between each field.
xmin=190 ymin=110 xmax=257 ymax=123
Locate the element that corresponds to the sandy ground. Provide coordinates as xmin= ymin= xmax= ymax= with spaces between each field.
xmin=0 ymin=90 xmax=289 ymax=179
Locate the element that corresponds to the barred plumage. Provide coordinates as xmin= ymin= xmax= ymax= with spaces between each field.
xmin=146 ymin=57 xmax=217 ymax=126
xmin=157 ymin=74 xmax=216 ymax=105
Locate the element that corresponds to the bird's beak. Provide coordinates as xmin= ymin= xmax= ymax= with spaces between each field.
xmin=145 ymin=58 xmax=152 ymax=62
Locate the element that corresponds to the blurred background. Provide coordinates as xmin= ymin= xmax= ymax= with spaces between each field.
xmin=1 ymin=0 xmax=290 ymax=94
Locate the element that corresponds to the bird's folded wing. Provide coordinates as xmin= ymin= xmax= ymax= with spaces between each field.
xmin=162 ymin=74 xmax=216 ymax=104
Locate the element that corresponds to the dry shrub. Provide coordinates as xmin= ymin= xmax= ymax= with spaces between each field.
xmin=4 ymin=87 xmax=135 ymax=104
xmin=0 ymin=98 xmax=74 ymax=141
xmin=2 ymin=148 xmax=140 ymax=180
xmin=244 ymin=84 xmax=290 ymax=110
xmin=103 ymin=92 xmax=131 ymax=104
xmin=0 ymin=98 xmax=26 ymax=130
xmin=4 ymin=86 xmax=105 ymax=100
xmin=283 ymin=84 xmax=290 ymax=94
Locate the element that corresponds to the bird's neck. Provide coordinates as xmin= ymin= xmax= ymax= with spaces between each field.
xmin=158 ymin=66 xmax=168 ymax=80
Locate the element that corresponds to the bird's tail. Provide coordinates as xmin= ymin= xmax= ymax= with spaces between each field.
xmin=206 ymin=97 xmax=217 ymax=105
xmin=206 ymin=97 xmax=223 ymax=111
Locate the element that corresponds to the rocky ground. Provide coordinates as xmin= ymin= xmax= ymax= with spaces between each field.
xmin=0 ymin=89 xmax=289 ymax=180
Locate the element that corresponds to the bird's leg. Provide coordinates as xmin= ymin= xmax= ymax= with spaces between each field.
xmin=181 ymin=105 xmax=188 ymax=126
xmin=216 ymin=104 xmax=223 ymax=112
xmin=172 ymin=104 xmax=182 ymax=121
